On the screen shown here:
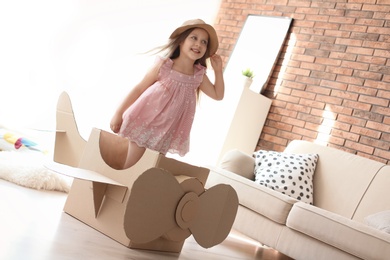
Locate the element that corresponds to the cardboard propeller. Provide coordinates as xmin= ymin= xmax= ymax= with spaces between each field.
xmin=124 ymin=167 xmax=238 ymax=248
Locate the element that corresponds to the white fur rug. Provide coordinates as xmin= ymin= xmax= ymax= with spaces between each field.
xmin=0 ymin=151 xmax=72 ymax=193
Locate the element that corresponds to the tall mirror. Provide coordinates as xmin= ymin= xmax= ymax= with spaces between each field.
xmin=225 ymin=15 xmax=292 ymax=94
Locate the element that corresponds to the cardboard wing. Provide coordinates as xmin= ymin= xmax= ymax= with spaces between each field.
xmin=46 ymin=161 xmax=128 ymax=217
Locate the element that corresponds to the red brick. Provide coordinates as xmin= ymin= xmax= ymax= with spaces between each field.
xmin=271 ymin=106 xmax=298 ymax=117
xmin=262 ymin=133 xmax=289 ymax=146
xmin=324 ymin=29 xmax=351 ymax=38
xmin=352 ymin=110 xmax=384 ymax=122
xmin=366 ymin=121 xmax=390 ymax=132
xmin=358 ymin=95 xmax=389 ymax=107
xmin=320 ymin=43 xmax=347 ymax=52
xmin=363 ymin=3 xmax=390 ymax=11
xmin=312 ymin=2 xmax=337 ymax=9
xmin=304 ymin=49 xmax=330 ymax=58
xmin=299 ymin=98 xmax=326 ymax=110
xmin=371 ymin=106 xmax=390 ymax=117
xmin=377 ymin=90 xmax=390 ymax=100
xmin=325 ymin=104 xmax=354 ymax=116
xmin=355 ymin=18 xmax=385 ymax=27
xmin=306 ymin=85 xmax=332 ymax=95
xmin=363 ymin=41 xmax=390 ymax=50
xmin=345 ymin=140 xmax=375 ymax=155
xmin=342 ymin=100 xmax=372 ymax=111
xmin=280 ymin=114 xmax=306 ymax=127
xmin=291 ymin=89 xmax=315 ymax=99
xmin=373 ymin=149 xmax=390 ymax=163
xmin=285 ymin=67 xmax=311 ymax=76
xmin=311 ymin=71 xmax=336 ymax=81
xmin=332 ymin=120 xmax=353 ymax=132
xmin=316 ymin=57 xmax=342 ymax=66
xmin=331 ymin=89 xmax=359 ymax=100
xmin=291 ymin=126 xmax=318 ymax=138
xmin=338 ymin=114 xmax=367 ymax=126
xmin=347 ymin=85 xmax=378 ymax=96
xmin=340 ymin=60 xmax=369 ymax=70
xmin=346 ymin=46 xmax=375 ymax=55
xmin=332 ymin=129 xmax=360 ymax=142
xmin=373 ymin=49 xmax=390 ymax=58
xmin=356 ymin=55 xmax=386 ymax=65
xmin=266 ymin=120 xmax=292 ymax=132
xmin=315 ymin=94 xmax=343 ymax=105
xmin=353 ymin=70 xmax=383 ymax=81
xmin=364 ymin=80 xmax=389 ymax=90
xmin=351 ymin=125 xmax=381 ymax=139
xmin=345 ymin=10 xmax=374 ymax=18
xmin=305 ymin=14 xmax=330 ymax=22
xmin=300 ymin=62 xmax=326 ymax=72
xmin=295 ymin=76 xmax=321 ymax=86
xmin=287 ymin=0 xmax=311 ymax=7
xmin=326 ymin=134 xmax=346 ymax=146
xmin=336 ymin=75 xmax=365 ymax=85
xmin=367 ymin=26 xmax=390 ymax=35
xmin=329 ymin=52 xmax=357 ymax=61
xmin=291 ymin=54 xmax=315 ymax=63
xmin=281 ymin=80 xmax=306 ymax=90
xmin=325 ymin=66 xmax=353 ymax=76
xmin=300 ymin=28 xmax=325 ymax=36
xmin=336 ymin=3 xmax=362 ymax=10
xmin=262 ymin=126 xmax=278 ymax=138
xmin=335 ymin=38 xmax=363 ymax=47
xmin=360 ymin=136 xmax=390 ymax=150
xmin=329 ymin=16 xmax=356 ymax=24
xmin=369 ymin=65 xmax=390 ymax=74
xmin=319 ymin=80 xmax=347 ymax=91
xmin=277 ymin=130 xmax=303 ymax=141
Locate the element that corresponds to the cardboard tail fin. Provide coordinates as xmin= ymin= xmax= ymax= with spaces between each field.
xmin=54 ymin=92 xmax=87 ymax=167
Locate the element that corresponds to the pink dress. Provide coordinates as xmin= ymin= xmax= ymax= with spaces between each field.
xmin=119 ymin=56 xmax=206 ymax=156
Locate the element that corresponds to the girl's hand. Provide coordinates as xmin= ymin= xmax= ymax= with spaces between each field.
xmin=210 ymin=54 xmax=223 ymax=72
xmin=110 ymin=113 xmax=123 ymax=133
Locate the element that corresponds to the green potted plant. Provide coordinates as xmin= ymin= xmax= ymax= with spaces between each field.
xmin=242 ymin=68 xmax=255 ymax=88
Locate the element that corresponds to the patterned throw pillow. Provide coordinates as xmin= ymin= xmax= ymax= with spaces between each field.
xmin=253 ymin=150 xmax=319 ymax=204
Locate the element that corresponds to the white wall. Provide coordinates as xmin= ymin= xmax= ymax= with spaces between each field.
xmin=0 ymin=0 xmax=221 ymax=140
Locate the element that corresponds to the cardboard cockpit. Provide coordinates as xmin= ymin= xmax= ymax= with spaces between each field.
xmin=46 ymin=92 xmax=238 ymax=253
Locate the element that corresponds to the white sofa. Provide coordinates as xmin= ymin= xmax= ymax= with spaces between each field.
xmin=205 ymin=140 xmax=390 ymax=260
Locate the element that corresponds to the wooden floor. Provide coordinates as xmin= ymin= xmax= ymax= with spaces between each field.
xmin=0 ymin=179 xmax=293 ymax=260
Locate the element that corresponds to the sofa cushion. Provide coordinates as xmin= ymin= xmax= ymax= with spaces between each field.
xmin=220 ymin=149 xmax=255 ymax=180
xmin=287 ymin=202 xmax=390 ymax=260
xmin=365 ymin=210 xmax=390 ymax=234
xmin=284 ymin=140 xmax=384 ymax=219
xmin=253 ymin=150 xmax=318 ymax=204
xmin=352 ymin=166 xmax=390 ymax=223
xmin=206 ymin=166 xmax=297 ymax=225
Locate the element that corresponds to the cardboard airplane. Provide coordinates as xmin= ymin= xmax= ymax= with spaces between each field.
xmin=45 ymin=92 xmax=238 ymax=253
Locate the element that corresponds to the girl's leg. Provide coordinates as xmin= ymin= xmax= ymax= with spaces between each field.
xmin=123 ymin=141 xmax=146 ymax=169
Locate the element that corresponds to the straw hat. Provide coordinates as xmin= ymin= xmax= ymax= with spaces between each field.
xmin=169 ymin=19 xmax=219 ymax=57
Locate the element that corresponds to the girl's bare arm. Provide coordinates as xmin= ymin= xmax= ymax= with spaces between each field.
xmin=199 ymin=54 xmax=225 ymax=101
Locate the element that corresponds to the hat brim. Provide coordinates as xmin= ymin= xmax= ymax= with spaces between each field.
xmin=169 ymin=23 xmax=219 ymax=58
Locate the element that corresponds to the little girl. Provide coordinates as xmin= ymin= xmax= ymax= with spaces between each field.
xmin=110 ymin=19 xmax=225 ymax=169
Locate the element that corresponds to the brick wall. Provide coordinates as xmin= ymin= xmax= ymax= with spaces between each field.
xmin=214 ymin=0 xmax=390 ymax=164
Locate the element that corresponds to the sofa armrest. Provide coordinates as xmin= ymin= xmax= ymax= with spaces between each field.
xmin=219 ymin=149 xmax=255 ymax=181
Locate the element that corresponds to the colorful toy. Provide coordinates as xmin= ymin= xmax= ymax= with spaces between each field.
xmin=0 ymin=129 xmax=47 ymax=153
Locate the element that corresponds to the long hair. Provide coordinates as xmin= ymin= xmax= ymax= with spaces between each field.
xmin=152 ymin=27 xmax=211 ymax=101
